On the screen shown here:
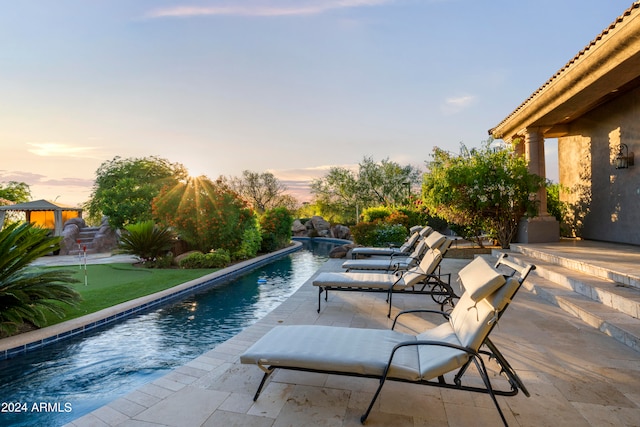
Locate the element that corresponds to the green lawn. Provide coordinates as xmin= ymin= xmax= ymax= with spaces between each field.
xmin=41 ymin=263 xmax=218 ymax=325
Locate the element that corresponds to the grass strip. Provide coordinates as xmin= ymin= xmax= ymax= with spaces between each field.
xmin=41 ymin=263 xmax=218 ymax=325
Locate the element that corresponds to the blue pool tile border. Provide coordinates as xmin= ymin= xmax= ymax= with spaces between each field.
xmin=0 ymin=240 xmax=332 ymax=361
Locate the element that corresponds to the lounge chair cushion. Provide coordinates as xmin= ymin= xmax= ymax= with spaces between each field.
xmin=458 ymin=257 xmax=505 ymax=302
xmin=313 ymin=272 xmax=398 ymax=290
xmin=240 ymin=325 xmax=423 ymax=381
xmin=416 ymin=323 xmax=470 ymax=379
xmin=424 ymin=231 xmax=446 ymax=250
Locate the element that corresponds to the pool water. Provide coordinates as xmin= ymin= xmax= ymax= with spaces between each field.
xmin=0 ymin=240 xmax=336 ymax=427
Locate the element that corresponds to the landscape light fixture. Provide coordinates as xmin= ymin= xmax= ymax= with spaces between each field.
xmin=614 ymin=143 xmax=634 ymax=169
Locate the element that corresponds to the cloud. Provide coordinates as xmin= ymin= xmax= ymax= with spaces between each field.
xmin=147 ymin=0 xmax=393 ymax=18
xmin=441 ymin=94 xmax=476 ymax=115
xmin=0 ymin=170 xmax=93 ymax=188
xmin=27 ymin=143 xmax=99 ymax=158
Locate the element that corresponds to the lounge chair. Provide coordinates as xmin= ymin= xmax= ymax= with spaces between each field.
xmin=342 ymin=231 xmax=447 ymax=272
xmin=241 ymin=255 xmax=535 ymax=425
xmin=314 ymin=240 xmax=454 ymax=316
xmin=350 ymin=228 xmax=428 ymax=259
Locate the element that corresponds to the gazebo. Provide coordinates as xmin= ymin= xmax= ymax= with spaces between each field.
xmin=0 ymin=199 xmax=83 ymax=236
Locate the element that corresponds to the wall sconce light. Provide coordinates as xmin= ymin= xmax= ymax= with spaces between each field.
xmin=615 ymin=143 xmax=634 ymax=169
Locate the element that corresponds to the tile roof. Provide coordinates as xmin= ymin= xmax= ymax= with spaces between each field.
xmin=490 ymin=1 xmax=640 ymax=135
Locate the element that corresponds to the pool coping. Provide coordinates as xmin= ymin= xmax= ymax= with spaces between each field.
xmin=0 ymin=240 xmax=323 ymax=360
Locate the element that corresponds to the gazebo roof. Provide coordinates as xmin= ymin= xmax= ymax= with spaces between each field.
xmin=0 ymin=199 xmax=82 ymax=212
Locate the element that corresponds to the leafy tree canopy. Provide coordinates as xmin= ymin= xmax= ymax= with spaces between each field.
xmin=310 ymin=156 xmax=422 ymax=224
xmin=0 ymin=181 xmax=31 ymax=204
xmin=152 ymin=176 xmax=258 ymax=258
xmin=226 ymin=170 xmax=296 ymax=213
xmin=422 ymin=141 xmax=544 ymax=248
xmin=86 ymin=156 xmax=188 ymax=228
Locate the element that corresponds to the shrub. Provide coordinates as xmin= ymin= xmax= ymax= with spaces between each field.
xmin=260 ymin=207 xmax=293 ymax=253
xmin=361 ymin=206 xmax=392 ymax=223
xmin=350 ymin=222 xmax=407 ymax=247
xmin=148 ymin=253 xmax=175 ymax=269
xmin=234 ymin=223 xmax=262 ymax=260
xmin=0 ymin=222 xmax=81 ymax=336
xmin=179 ymin=249 xmax=231 ymax=269
xmin=119 ymin=220 xmax=175 ymax=264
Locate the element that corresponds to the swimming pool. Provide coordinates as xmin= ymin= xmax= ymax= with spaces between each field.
xmin=0 ymin=239 xmax=337 ymax=427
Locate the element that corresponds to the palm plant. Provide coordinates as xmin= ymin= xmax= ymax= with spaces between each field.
xmin=119 ymin=220 xmax=175 ymax=264
xmin=0 ymin=222 xmax=81 ymax=336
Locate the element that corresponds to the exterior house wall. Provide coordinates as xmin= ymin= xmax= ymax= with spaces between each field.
xmin=558 ymin=86 xmax=640 ymax=245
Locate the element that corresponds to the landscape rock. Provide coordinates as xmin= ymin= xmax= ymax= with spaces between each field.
xmin=93 ymin=217 xmax=119 ymax=253
xmin=309 ymin=216 xmax=331 ymax=234
xmin=291 ymin=219 xmax=307 ymax=237
xmin=329 ymin=243 xmax=359 ymax=258
xmin=331 ymin=224 xmax=352 ymax=241
xmin=60 ymin=223 xmax=81 ymax=255
xmin=291 ymin=215 xmax=353 ymax=241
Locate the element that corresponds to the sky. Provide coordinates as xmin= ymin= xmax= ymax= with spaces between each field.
xmin=1 ymin=0 xmax=636 ymax=206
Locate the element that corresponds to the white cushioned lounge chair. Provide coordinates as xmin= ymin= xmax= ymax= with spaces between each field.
xmin=241 ymin=254 xmax=535 ymax=425
xmin=349 ymin=228 xmax=429 ymax=259
xmin=315 ymin=240 xmax=453 ymax=316
xmin=342 ymin=231 xmax=448 ymax=272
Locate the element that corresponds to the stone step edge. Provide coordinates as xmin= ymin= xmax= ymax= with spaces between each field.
xmin=492 ymin=250 xmax=640 ymax=320
xmin=522 ymin=274 xmax=640 ymax=353
xmin=510 ymin=243 xmax=640 ymax=290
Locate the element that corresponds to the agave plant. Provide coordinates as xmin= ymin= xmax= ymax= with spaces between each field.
xmin=0 ymin=222 xmax=81 ymax=336
xmin=119 ymin=220 xmax=175 ymax=264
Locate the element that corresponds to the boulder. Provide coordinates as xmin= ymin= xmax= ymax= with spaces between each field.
xmin=291 ymin=216 xmax=352 ymax=240
xmin=60 ymin=223 xmax=80 ymax=255
xmin=64 ymin=217 xmax=86 ymax=228
xmin=291 ymin=219 xmax=307 ymax=237
xmin=93 ymin=217 xmax=119 ymax=253
xmin=309 ymin=216 xmax=331 ymax=234
xmin=329 ymin=243 xmax=359 ymax=258
xmin=331 ymin=224 xmax=352 ymax=241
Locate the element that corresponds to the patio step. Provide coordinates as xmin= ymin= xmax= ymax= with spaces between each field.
xmin=492 ymin=248 xmax=640 ymax=353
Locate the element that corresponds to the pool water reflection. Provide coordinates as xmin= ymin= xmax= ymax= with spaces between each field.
xmin=0 ymin=239 xmax=336 ymax=427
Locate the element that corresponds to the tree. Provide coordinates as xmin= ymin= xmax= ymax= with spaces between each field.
xmin=358 ymin=157 xmax=421 ymax=205
xmin=310 ymin=157 xmax=422 ymax=224
xmin=152 ymin=176 xmax=259 ymax=258
xmin=0 ymin=222 xmax=81 ymax=336
xmin=0 ymin=181 xmax=31 ymax=204
xmin=310 ymin=166 xmax=361 ymax=224
xmin=86 ymin=156 xmax=188 ymax=229
xmin=226 ymin=170 xmax=294 ymax=213
xmin=422 ymin=141 xmax=544 ymax=248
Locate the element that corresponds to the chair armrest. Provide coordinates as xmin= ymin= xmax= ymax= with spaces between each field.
xmin=392 ymin=309 xmax=450 ymax=329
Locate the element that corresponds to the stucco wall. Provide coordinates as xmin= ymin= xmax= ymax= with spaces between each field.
xmin=558 ymin=86 xmax=640 ymax=245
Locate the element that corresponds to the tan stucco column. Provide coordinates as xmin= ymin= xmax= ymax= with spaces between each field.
xmin=523 ymin=128 xmax=549 ymax=216
xmin=514 ymin=128 xmax=559 ymax=243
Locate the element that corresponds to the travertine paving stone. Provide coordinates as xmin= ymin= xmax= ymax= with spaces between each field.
xmin=66 ymin=250 xmax=640 ymax=427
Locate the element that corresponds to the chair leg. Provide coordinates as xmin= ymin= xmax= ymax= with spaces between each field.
xmin=484 ymin=338 xmax=530 ymax=397
xmin=472 ymin=356 xmax=509 ymax=426
xmin=360 ymin=376 xmax=387 ymax=423
xmin=253 ymin=369 xmax=275 ymax=401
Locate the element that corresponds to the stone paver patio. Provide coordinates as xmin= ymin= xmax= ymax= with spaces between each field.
xmin=66 ymin=256 xmax=640 ymax=427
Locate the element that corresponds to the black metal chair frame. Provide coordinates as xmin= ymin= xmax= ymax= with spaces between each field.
xmin=253 ymin=254 xmax=535 ymax=426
